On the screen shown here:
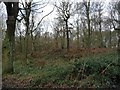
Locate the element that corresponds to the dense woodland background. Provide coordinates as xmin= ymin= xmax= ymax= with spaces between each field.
xmin=1 ymin=0 xmax=120 ymax=88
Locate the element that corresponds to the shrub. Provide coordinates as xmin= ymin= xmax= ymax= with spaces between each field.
xmin=70 ymin=53 xmax=119 ymax=87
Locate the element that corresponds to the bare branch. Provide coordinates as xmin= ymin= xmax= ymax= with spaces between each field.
xmin=33 ymin=7 xmax=55 ymax=32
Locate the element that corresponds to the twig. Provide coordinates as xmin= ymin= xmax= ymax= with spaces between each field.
xmin=100 ymin=62 xmax=113 ymax=75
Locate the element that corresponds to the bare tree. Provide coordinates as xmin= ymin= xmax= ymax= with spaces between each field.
xmin=18 ymin=0 xmax=54 ymax=62
xmin=55 ymin=1 xmax=73 ymax=51
xmin=96 ymin=2 xmax=104 ymax=47
xmin=19 ymin=1 xmax=32 ymax=62
xmin=82 ymin=0 xmax=91 ymax=51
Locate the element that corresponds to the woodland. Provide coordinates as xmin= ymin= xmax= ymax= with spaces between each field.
xmin=1 ymin=0 xmax=120 ymax=88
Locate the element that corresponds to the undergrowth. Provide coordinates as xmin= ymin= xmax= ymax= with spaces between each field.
xmin=6 ymin=51 xmax=120 ymax=88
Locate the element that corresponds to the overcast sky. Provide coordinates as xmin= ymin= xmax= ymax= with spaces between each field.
xmin=36 ymin=0 xmax=112 ymax=32
xmin=0 ymin=0 xmax=119 ymax=33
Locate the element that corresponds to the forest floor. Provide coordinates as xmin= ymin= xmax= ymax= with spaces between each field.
xmin=2 ymin=48 xmax=120 ymax=88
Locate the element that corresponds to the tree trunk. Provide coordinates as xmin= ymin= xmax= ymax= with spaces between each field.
xmin=61 ymin=28 xmax=65 ymax=49
xmin=65 ymin=20 xmax=69 ymax=51
xmin=19 ymin=31 xmax=22 ymax=52
xmin=86 ymin=2 xmax=91 ymax=52
xmin=25 ymin=6 xmax=30 ymax=63
xmin=55 ymin=34 xmax=59 ymax=49
xmin=30 ymin=30 xmax=35 ymax=53
xmin=3 ymin=16 xmax=16 ymax=74
xmin=109 ymin=27 xmax=112 ymax=48
xmin=2 ymin=2 xmax=18 ymax=74
xmin=76 ymin=20 xmax=80 ymax=49
xmin=99 ymin=23 xmax=103 ymax=47
xmin=98 ymin=11 xmax=103 ymax=48
xmin=25 ymin=26 xmax=29 ymax=63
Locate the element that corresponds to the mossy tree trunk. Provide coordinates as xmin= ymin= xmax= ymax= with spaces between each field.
xmin=2 ymin=2 xmax=18 ymax=74
xmin=3 ymin=17 xmax=16 ymax=74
